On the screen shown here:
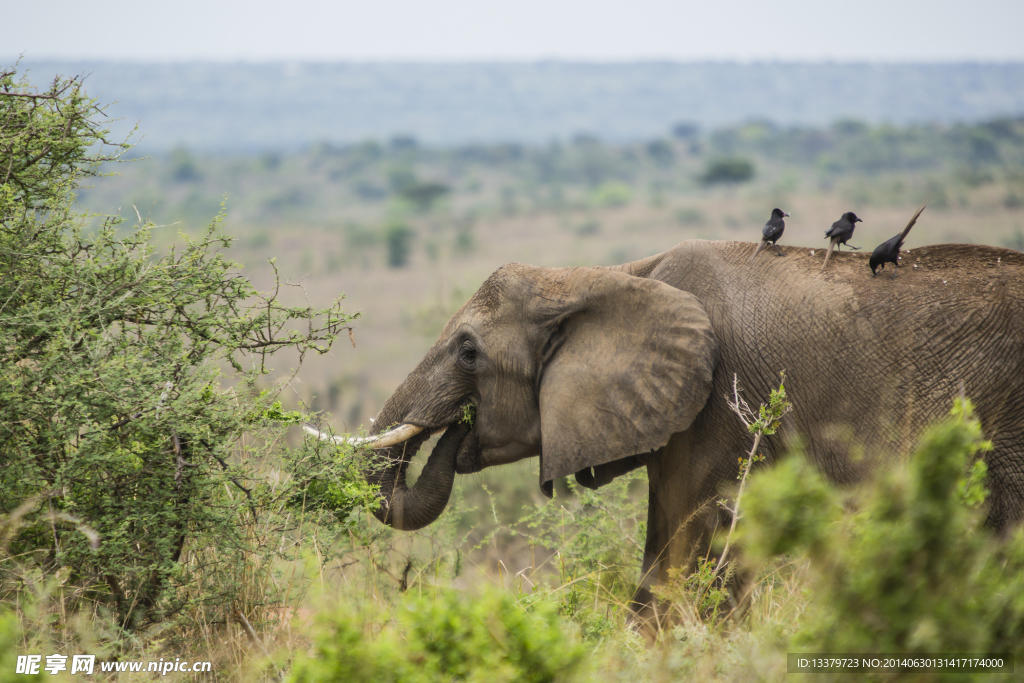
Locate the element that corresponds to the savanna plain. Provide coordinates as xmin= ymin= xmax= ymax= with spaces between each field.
xmin=4 ymin=66 xmax=1024 ymax=681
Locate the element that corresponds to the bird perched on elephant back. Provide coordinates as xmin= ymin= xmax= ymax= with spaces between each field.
xmin=749 ymin=208 xmax=790 ymax=262
xmin=821 ymin=211 xmax=863 ymax=271
xmin=309 ymin=238 xmax=1024 ymax=630
xmin=870 ymin=204 xmax=926 ymax=277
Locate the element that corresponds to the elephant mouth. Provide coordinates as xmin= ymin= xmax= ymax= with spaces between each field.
xmin=384 ymin=418 xmax=481 ymax=474
xmin=357 ymin=402 xmax=480 ymax=531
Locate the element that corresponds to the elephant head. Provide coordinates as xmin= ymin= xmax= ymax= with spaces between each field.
xmin=360 ymin=263 xmax=718 ymax=530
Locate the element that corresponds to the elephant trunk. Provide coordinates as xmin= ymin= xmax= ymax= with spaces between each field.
xmin=366 ymin=421 xmax=470 ymax=531
xmin=359 ymin=343 xmax=472 ymax=530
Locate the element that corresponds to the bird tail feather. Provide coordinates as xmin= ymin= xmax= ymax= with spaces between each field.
xmin=820 ymin=241 xmax=836 ymax=272
xmin=749 ymin=241 xmax=767 ymax=264
xmin=898 ymin=203 xmax=927 ymax=245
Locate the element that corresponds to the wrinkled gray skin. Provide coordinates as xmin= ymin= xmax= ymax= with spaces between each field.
xmin=364 ymin=240 xmax=1024 ymax=621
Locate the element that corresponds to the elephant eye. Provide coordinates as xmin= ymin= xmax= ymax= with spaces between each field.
xmin=458 ymin=343 xmax=477 ymax=368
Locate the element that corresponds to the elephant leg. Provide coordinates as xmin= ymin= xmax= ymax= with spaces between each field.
xmin=629 ymin=498 xmax=666 ymax=636
xmin=630 ymin=384 xmax=776 ymax=629
xmin=631 ymin=430 xmax=734 ymax=629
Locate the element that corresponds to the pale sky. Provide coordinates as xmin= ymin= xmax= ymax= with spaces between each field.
xmin=5 ymin=0 xmax=1024 ymax=62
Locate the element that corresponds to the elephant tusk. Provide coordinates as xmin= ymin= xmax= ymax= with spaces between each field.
xmin=303 ymin=422 xmax=426 ymax=449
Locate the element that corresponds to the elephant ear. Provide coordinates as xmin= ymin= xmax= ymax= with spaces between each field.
xmin=537 ymin=269 xmax=717 ymax=491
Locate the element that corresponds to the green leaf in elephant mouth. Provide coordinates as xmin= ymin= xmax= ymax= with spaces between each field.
xmin=459 ymin=403 xmax=476 ymax=426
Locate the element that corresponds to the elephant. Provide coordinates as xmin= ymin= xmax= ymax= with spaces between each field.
xmin=345 ymin=239 xmax=1024 ymax=620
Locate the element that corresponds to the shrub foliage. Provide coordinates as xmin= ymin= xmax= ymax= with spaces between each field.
xmin=742 ymin=399 xmax=1024 ymax=665
xmin=288 ymin=589 xmax=589 ymax=683
xmin=0 ymin=65 xmax=355 ymax=629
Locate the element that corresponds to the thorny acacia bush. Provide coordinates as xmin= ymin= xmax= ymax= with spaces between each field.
xmin=0 ymin=63 xmax=366 ymax=635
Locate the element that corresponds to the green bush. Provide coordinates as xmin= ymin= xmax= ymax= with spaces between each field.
xmin=385 ymin=222 xmax=415 ymax=268
xmin=288 ymin=589 xmax=588 ymax=683
xmin=741 ymin=453 xmax=838 ymax=562
xmin=589 ymin=181 xmax=632 ymax=208
xmin=0 ymin=65 xmax=355 ymax=629
xmin=742 ymin=400 xmax=1024 ymax=666
xmin=699 ymin=158 xmax=754 ymax=185
xmin=509 ymin=471 xmax=647 ymax=636
xmin=400 ymin=181 xmax=450 ymax=211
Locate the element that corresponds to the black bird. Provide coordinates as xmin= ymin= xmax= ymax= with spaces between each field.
xmin=749 ymin=208 xmax=790 ymax=263
xmin=869 ymin=204 xmax=927 ymax=278
xmin=821 ymin=211 xmax=863 ymax=272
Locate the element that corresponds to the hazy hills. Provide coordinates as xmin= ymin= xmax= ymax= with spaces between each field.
xmin=13 ymin=61 xmax=1024 ymax=152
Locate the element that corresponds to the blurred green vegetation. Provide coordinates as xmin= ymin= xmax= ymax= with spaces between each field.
xmin=287 ymin=589 xmax=589 ymax=683
xmin=700 ymin=158 xmax=755 ymax=185
xmin=739 ymin=399 xmax=1024 ymax=679
xmin=77 ymin=116 xmax=1024 ymax=271
xmin=385 ymin=221 xmax=415 ymax=268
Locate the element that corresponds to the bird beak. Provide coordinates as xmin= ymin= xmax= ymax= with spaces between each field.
xmin=855 ymin=218 xmax=863 ymax=223
xmin=783 ymin=212 xmax=791 ymax=217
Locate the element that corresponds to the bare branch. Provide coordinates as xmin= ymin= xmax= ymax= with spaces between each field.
xmin=725 ymin=374 xmax=756 ymax=429
xmin=0 ymin=91 xmax=64 ymax=100
xmin=705 ymin=372 xmax=792 ymax=602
